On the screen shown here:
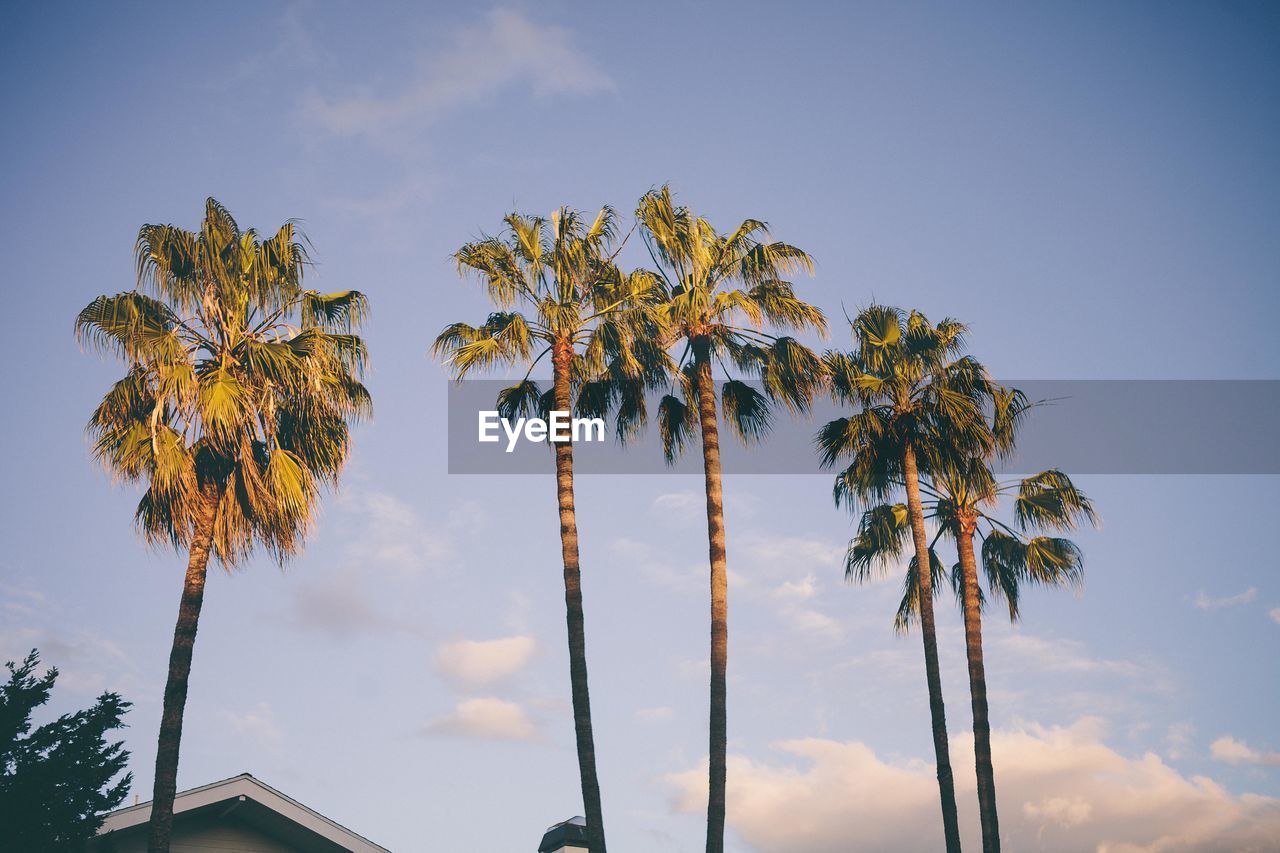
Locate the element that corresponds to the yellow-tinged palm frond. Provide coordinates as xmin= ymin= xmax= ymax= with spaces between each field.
xmin=265 ymin=449 xmax=317 ymax=525
xmin=855 ymin=304 xmax=902 ymax=351
xmin=1014 ymin=469 xmax=1097 ymax=531
xmin=738 ymin=241 xmax=815 ymax=285
xmin=76 ymin=292 xmax=186 ymax=364
xmin=845 ymin=503 xmax=911 ymax=583
xmin=302 ymin=290 xmax=368 ymax=332
xmin=196 ymin=367 xmax=249 ymax=441
xmin=506 ymin=213 xmax=545 ymax=267
xmin=433 ymin=312 xmax=536 ymax=378
xmin=746 ymin=280 xmax=828 ymax=334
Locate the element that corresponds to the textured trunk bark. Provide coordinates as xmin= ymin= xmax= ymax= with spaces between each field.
xmin=146 ymin=481 xmax=222 ymax=853
xmin=551 ymin=338 xmax=607 ymax=853
xmin=958 ymin=521 xmax=1000 ymax=852
xmin=694 ymin=350 xmax=729 ymax=853
xmin=902 ymin=444 xmax=962 ymax=853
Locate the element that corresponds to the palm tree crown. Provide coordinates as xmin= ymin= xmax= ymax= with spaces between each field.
xmin=632 ymin=186 xmax=828 ymax=452
xmin=819 ymin=305 xmax=994 ymax=503
xmin=433 ymin=206 xmax=663 ymax=414
xmin=77 ymin=197 xmax=371 ymax=563
xmin=851 ymin=460 xmax=1098 ymax=629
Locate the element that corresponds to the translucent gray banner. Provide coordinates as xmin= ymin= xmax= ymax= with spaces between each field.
xmin=444 ymin=380 xmax=1280 ymax=475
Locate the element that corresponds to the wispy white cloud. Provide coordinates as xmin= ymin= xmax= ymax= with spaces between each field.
xmin=780 ymin=606 xmax=844 ymax=642
xmin=648 ymin=490 xmax=759 ymax=531
xmin=1210 ymin=735 xmax=1280 ymax=767
xmin=219 ymin=702 xmax=282 ymax=745
xmin=433 ymin=635 xmax=536 ymax=688
xmin=609 ymin=537 xmax=705 ymax=591
xmin=736 ymin=533 xmax=846 ymax=575
xmin=667 ymin=718 xmax=1280 ymax=852
xmin=0 ymin=582 xmax=47 ymax=617
xmin=677 ymin=658 xmax=710 ymax=679
xmin=423 ymin=697 xmax=540 ymax=742
xmin=225 ymin=1 xmax=319 ymax=86
xmin=1193 ymin=587 xmax=1257 ymax=610
xmin=288 ymin=489 xmax=463 ymax=637
xmin=1269 ymin=607 xmax=1280 ymax=625
xmin=341 ymin=490 xmax=454 ymax=575
xmin=305 ymin=8 xmax=613 ymax=138
xmin=994 ymin=632 xmax=1142 ymax=678
xmin=652 ymin=492 xmax=702 ymax=514
xmin=0 ymin=589 xmax=147 ymax=699
xmin=1165 ymin=722 xmax=1195 ymax=760
xmin=636 ymin=706 xmax=675 ymax=723
xmin=772 ymin=574 xmax=818 ymax=601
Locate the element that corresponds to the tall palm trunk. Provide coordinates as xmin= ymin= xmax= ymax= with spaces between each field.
xmin=693 ymin=346 xmax=729 ymax=853
xmin=957 ymin=520 xmax=1000 ymax=851
xmin=902 ymin=444 xmax=962 ymax=852
xmin=551 ymin=338 xmax=607 ymax=853
xmin=146 ymin=481 xmax=222 ymax=853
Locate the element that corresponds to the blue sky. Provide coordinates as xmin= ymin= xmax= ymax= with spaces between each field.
xmin=2 ymin=2 xmax=1278 ymax=850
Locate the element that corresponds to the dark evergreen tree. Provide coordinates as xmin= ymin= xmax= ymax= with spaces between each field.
xmin=0 ymin=650 xmax=132 ymax=852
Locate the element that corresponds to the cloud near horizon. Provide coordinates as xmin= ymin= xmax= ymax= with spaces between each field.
xmin=667 ymin=718 xmax=1280 ymax=852
xmin=305 ymin=8 xmax=613 ymax=137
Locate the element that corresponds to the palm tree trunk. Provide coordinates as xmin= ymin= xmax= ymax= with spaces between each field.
xmin=958 ymin=522 xmax=1000 ymax=851
xmin=146 ymin=481 xmax=222 ymax=853
xmin=693 ymin=350 xmax=729 ymax=853
xmin=902 ymin=444 xmax=962 ymax=852
xmin=551 ymin=338 xmax=607 ymax=853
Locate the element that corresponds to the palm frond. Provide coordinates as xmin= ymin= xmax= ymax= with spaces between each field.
xmin=845 ymin=503 xmax=910 ymax=583
xmin=1014 ymin=469 xmax=1097 ymax=530
xmin=657 ymin=393 xmax=696 ymax=464
xmin=893 ymin=549 xmax=946 ymax=634
xmin=720 ymin=379 xmax=772 ymax=443
xmin=760 ymin=337 xmax=826 ymax=412
xmin=497 ymin=380 xmax=546 ymax=423
xmin=301 ymin=290 xmax=369 ymax=332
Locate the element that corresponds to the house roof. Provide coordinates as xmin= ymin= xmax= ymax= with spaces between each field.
xmin=97 ymin=772 xmax=390 ymax=853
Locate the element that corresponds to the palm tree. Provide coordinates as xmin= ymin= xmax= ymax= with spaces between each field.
xmin=76 ymin=199 xmax=371 ymax=853
xmin=817 ymin=306 xmax=996 ymax=853
xmin=848 ymin=454 xmax=1096 ymax=853
xmin=633 ymin=186 xmax=826 ymax=853
xmin=433 ymin=206 xmax=660 ymax=853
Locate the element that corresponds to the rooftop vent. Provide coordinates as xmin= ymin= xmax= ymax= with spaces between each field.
xmin=538 ymin=816 xmax=590 ymax=852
